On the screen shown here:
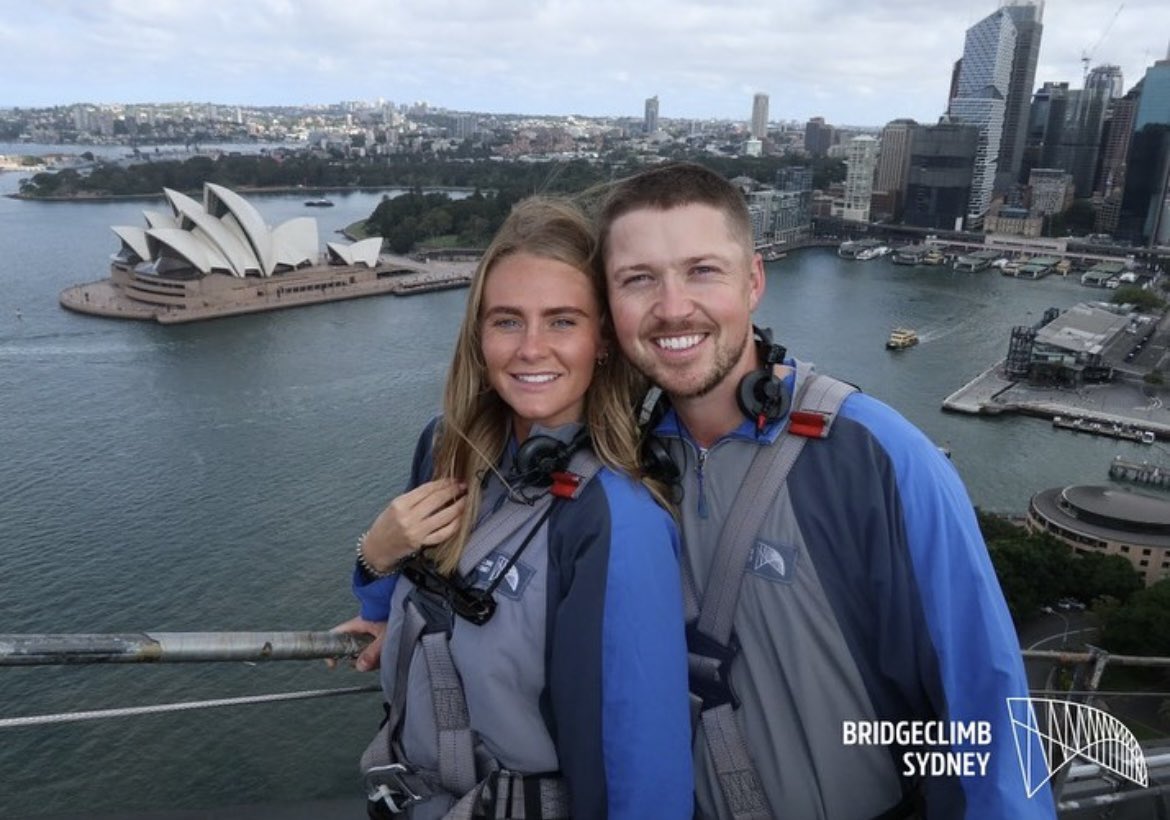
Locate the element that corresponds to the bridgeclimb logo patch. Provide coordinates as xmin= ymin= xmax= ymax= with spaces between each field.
xmin=746 ymin=540 xmax=797 ymax=584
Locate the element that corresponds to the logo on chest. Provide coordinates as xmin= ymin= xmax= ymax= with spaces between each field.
xmin=471 ymin=552 xmax=536 ymax=600
xmin=745 ymin=540 xmax=798 ymax=584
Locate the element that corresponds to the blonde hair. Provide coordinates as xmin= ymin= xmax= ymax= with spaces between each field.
xmin=430 ymin=196 xmax=663 ymax=575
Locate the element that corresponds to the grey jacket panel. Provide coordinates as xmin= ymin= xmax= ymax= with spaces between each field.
xmin=675 ymin=430 xmax=904 ymax=820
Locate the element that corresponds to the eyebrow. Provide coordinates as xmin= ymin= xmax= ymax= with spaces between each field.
xmin=482 ymin=305 xmax=592 ymax=318
xmin=610 ymin=254 xmax=732 ymax=277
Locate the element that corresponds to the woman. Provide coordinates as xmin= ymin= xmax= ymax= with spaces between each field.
xmin=349 ymin=197 xmax=693 ymax=819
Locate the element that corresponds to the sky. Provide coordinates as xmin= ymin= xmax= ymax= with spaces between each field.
xmin=1 ymin=0 xmax=1167 ymax=127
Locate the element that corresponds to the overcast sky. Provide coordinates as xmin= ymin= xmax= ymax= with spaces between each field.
xmin=2 ymin=0 xmax=1166 ymax=126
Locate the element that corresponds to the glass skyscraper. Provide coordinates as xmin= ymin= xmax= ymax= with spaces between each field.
xmin=948 ymin=7 xmax=1017 ymax=227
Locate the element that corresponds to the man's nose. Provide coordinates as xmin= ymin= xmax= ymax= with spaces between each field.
xmin=654 ymin=275 xmax=696 ymax=321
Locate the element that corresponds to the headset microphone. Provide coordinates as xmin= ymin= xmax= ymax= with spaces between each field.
xmin=735 ymin=325 xmax=791 ymax=433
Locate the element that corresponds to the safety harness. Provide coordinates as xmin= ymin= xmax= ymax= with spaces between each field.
xmin=683 ymin=364 xmax=860 ymax=820
xmin=362 ymin=448 xmax=603 ymax=819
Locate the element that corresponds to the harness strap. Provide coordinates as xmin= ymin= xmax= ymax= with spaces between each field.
xmin=684 ymin=363 xmax=858 ymax=820
xmin=421 ymin=631 xmax=477 ymax=796
xmin=369 ymin=444 xmax=604 ymax=818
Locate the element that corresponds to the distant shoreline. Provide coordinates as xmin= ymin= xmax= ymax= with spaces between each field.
xmin=7 ymin=184 xmax=479 ymax=203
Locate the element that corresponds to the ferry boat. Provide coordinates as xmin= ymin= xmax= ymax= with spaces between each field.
xmin=855 ymin=245 xmax=890 ymax=261
xmin=892 ymin=245 xmax=927 ymax=265
xmin=921 ymin=249 xmax=947 ymax=266
xmin=304 ymin=198 xmax=335 ymax=207
xmin=838 ymin=238 xmax=883 ymax=259
xmin=886 ymin=328 xmax=919 ymax=350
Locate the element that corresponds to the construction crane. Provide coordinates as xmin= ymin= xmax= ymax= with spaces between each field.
xmin=1082 ymin=2 xmax=1125 ymax=82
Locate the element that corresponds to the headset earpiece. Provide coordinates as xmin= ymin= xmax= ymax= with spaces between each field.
xmin=640 ymin=434 xmax=681 ymax=486
xmin=735 ymin=325 xmax=791 ymax=432
xmin=513 ymin=429 xmax=590 ymax=489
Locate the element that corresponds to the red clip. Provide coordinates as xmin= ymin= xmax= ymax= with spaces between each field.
xmin=788 ymin=411 xmax=826 ymax=438
xmin=550 ymin=471 xmax=582 ymax=499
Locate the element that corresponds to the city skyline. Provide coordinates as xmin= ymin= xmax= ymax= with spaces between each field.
xmin=2 ymin=1 xmax=1168 ymax=126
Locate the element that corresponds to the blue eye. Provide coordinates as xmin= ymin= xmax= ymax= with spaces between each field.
xmin=491 ymin=317 xmax=521 ymax=330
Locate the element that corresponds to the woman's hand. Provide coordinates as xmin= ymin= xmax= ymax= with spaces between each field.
xmin=328 ymin=616 xmax=386 ymax=671
xmin=361 ymin=478 xmax=467 ymax=571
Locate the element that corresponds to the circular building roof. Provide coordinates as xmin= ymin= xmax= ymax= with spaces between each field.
xmin=1031 ymin=485 xmax=1170 ymax=546
xmin=1062 ymin=485 xmax=1170 ymax=528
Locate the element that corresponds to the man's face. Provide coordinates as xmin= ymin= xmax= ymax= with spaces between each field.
xmin=603 ymin=203 xmax=764 ymax=400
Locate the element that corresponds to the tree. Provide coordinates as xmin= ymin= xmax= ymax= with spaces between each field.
xmin=1111 ymin=285 xmax=1165 ymax=313
xmin=1100 ymin=580 xmax=1170 ymax=656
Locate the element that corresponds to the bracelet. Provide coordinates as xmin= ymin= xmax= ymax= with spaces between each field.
xmin=355 ymin=531 xmax=399 ymax=579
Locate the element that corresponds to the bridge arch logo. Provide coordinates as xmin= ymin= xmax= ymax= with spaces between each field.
xmin=1007 ymin=697 xmax=1149 ymax=796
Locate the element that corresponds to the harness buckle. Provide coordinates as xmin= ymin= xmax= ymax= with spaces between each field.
xmin=685 ymin=623 xmax=741 ymax=711
xmin=365 ymin=763 xmax=424 ymax=813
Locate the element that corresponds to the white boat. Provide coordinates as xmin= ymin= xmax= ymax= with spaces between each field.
xmin=886 ymin=328 xmax=919 ymax=350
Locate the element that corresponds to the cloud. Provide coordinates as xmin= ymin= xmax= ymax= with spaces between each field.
xmin=1 ymin=0 xmax=1166 ymax=125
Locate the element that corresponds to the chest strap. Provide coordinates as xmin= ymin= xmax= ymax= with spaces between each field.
xmin=366 ymin=448 xmax=603 ymax=818
xmin=684 ymin=364 xmax=858 ymax=820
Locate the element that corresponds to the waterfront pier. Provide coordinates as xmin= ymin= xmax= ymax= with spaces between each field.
xmin=943 ymin=362 xmax=1170 ymax=441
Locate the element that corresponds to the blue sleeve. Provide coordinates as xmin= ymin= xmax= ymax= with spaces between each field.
xmin=350 ymin=417 xmax=440 ymax=619
xmin=842 ymin=395 xmax=1055 ymax=819
xmin=546 ymin=472 xmax=694 ymax=819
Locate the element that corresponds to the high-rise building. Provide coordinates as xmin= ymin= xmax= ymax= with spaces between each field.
xmin=1119 ymin=55 xmax=1170 ymax=246
xmin=947 ymin=7 xmax=1017 ymax=227
xmin=804 ymin=117 xmax=834 ymax=157
xmin=873 ymin=119 xmax=917 ymax=220
xmin=842 ymin=135 xmax=879 ymax=222
xmin=644 ymin=96 xmax=659 ymax=135
xmin=904 ymin=123 xmax=979 ymax=231
xmin=751 ymin=93 xmax=769 ymax=141
xmin=1025 ymin=81 xmax=1071 ymax=176
xmin=1059 ymin=65 xmax=1123 ymax=197
xmin=1027 ymin=168 xmax=1074 ymax=216
xmin=997 ymin=1 xmax=1044 ymax=190
xmin=1095 ymin=84 xmax=1142 ymax=233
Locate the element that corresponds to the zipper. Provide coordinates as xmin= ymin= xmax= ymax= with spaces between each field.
xmin=696 ymin=447 xmax=709 ymax=520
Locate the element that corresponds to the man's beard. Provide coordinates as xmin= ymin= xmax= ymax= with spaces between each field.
xmin=646 ymin=323 xmax=751 ymax=401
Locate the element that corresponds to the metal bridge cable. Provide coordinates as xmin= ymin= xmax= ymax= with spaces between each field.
xmin=0 ymin=684 xmax=380 ymax=729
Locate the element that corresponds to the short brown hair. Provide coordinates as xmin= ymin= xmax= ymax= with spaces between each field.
xmin=596 ymin=162 xmax=754 ymax=261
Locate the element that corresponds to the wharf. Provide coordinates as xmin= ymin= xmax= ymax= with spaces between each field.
xmin=942 ymin=362 xmax=1170 ymax=441
xmin=1110 ymin=456 xmax=1170 ymax=489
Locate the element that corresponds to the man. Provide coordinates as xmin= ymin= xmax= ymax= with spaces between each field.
xmin=597 ymin=162 xmax=1053 ymax=819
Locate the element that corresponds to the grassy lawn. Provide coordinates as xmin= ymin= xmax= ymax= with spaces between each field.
xmin=344 ymin=219 xmax=372 ymax=239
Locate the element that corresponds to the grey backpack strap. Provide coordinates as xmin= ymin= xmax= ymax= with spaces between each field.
xmin=687 ymin=364 xmax=858 ymax=820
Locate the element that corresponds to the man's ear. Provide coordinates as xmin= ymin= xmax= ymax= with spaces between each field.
xmin=748 ymin=253 xmax=766 ymax=311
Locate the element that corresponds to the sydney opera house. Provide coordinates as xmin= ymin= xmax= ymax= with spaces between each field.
xmin=60 ymin=183 xmax=472 ymax=324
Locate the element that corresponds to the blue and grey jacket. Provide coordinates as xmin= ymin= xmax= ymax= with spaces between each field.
xmin=662 ymin=362 xmax=1054 ymax=820
xmin=354 ymin=418 xmax=694 ymax=819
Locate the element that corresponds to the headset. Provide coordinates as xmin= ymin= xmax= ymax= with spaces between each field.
xmin=511 ymin=427 xmax=592 ymax=491
xmin=637 ymin=324 xmax=793 ymax=485
xmin=736 ymin=325 xmax=791 ymax=433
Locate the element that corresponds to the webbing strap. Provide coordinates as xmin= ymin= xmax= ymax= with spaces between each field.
xmin=421 ymin=632 xmax=477 ymax=796
xmin=684 ymin=364 xmax=858 ymax=819
xmin=702 ymin=706 xmax=771 ymax=819
xmin=387 ymin=603 xmax=429 ymax=763
xmin=372 ymin=446 xmax=603 ymax=818
xmin=456 ymin=448 xmax=603 ymax=577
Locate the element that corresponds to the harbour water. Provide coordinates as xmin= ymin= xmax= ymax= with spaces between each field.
xmin=0 ymin=167 xmax=1161 ymax=816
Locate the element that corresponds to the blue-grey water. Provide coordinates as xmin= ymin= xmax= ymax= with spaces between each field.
xmin=0 ymin=166 xmax=1152 ymax=816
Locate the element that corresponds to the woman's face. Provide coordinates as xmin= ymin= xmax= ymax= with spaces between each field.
xmin=480 ymin=252 xmax=604 ymax=442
